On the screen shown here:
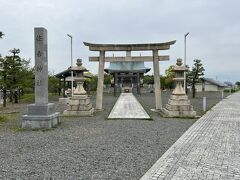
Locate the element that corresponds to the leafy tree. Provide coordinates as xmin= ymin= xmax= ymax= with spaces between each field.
xmin=187 ymin=59 xmax=205 ymax=98
xmin=165 ymin=77 xmax=174 ymax=89
xmin=19 ymin=64 xmax=34 ymax=93
xmin=48 ymin=75 xmax=60 ymax=94
xmin=88 ymin=75 xmax=98 ymax=91
xmin=164 ymin=65 xmax=175 ymax=89
xmin=0 ymin=49 xmax=33 ymax=106
xmin=143 ymin=75 xmax=154 ymax=85
xmin=143 ymin=75 xmax=173 ymax=90
xmin=165 ymin=65 xmax=174 ymax=78
xmin=160 ymin=76 xmax=166 ymax=89
xmin=104 ymin=73 xmax=112 ymax=85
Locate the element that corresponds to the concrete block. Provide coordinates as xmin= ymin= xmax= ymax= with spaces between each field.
xmin=78 ymin=104 xmax=92 ymax=111
xmin=168 ymin=99 xmax=190 ymax=106
xmin=59 ymin=97 xmax=69 ymax=104
xmin=27 ymin=103 xmax=56 ymax=115
xmin=170 ymin=95 xmax=188 ymax=100
xmin=63 ymin=108 xmax=94 ymax=116
xmin=71 ymin=95 xmax=88 ymax=100
xmin=22 ymin=112 xmax=59 ymax=129
xmin=70 ymin=105 xmax=79 ymax=111
xmin=68 ymin=99 xmax=80 ymax=106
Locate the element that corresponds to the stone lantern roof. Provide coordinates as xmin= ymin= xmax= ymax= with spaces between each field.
xmin=173 ymin=58 xmax=188 ymax=71
xmin=71 ymin=59 xmax=88 ymax=72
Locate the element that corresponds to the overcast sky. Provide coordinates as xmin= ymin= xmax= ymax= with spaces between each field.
xmin=0 ymin=0 xmax=239 ymax=82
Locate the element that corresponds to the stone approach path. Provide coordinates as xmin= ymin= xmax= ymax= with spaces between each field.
xmin=140 ymin=92 xmax=240 ymax=180
xmin=108 ymin=93 xmax=150 ymax=119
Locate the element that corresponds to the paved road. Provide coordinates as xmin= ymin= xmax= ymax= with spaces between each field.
xmin=108 ymin=93 xmax=150 ymax=119
xmin=140 ymin=92 xmax=240 ymax=180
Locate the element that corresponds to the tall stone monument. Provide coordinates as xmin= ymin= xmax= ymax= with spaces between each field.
xmin=63 ymin=59 xmax=94 ymax=116
xmin=163 ymin=59 xmax=196 ymax=117
xmin=22 ymin=27 xmax=59 ymax=129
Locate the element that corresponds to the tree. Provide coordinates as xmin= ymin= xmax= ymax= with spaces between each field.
xmin=165 ymin=65 xmax=174 ymax=78
xmin=143 ymin=75 xmax=154 ymax=85
xmin=48 ymin=75 xmax=60 ymax=94
xmin=18 ymin=62 xmax=34 ymax=93
xmin=0 ymin=48 xmax=33 ymax=106
xmin=0 ymin=31 xmax=4 ymax=39
xmin=104 ymin=73 xmax=112 ymax=85
xmin=236 ymin=81 xmax=240 ymax=88
xmin=164 ymin=65 xmax=175 ymax=89
xmin=187 ymin=59 xmax=205 ymax=98
xmin=159 ymin=76 xmax=166 ymax=90
xmin=88 ymin=75 xmax=98 ymax=91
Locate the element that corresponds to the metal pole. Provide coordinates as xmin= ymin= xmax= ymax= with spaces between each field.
xmin=67 ymin=34 xmax=73 ymax=97
xmin=203 ymin=96 xmax=206 ymax=111
xmin=184 ymin=32 xmax=189 ymax=93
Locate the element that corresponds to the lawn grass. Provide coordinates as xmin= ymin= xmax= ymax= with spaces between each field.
xmin=0 ymin=115 xmax=8 ymax=123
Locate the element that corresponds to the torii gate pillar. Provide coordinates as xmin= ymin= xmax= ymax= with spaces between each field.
xmin=96 ymin=50 xmax=105 ymax=110
xmin=153 ymin=49 xmax=162 ymax=110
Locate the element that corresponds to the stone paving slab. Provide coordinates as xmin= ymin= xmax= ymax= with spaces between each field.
xmin=108 ymin=93 xmax=150 ymax=119
xmin=140 ymin=92 xmax=240 ymax=180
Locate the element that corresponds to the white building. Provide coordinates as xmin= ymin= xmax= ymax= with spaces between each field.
xmin=195 ymin=78 xmax=227 ymax=92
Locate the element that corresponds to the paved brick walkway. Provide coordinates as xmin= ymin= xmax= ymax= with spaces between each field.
xmin=140 ymin=92 xmax=240 ymax=180
xmin=108 ymin=93 xmax=150 ymax=119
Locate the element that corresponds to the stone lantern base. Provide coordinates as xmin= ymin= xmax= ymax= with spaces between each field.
xmin=63 ymin=95 xmax=94 ymax=116
xmin=163 ymin=94 xmax=196 ymax=117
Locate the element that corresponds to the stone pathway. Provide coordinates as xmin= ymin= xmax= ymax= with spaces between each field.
xmin=108 ymin=93 xmax=150 ymax=119
xmin=140 ymin=92 xmax=240 ymax=180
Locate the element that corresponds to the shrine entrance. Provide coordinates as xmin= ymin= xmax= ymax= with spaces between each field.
xmin=84 ymin=41 xmax=176 ymax=111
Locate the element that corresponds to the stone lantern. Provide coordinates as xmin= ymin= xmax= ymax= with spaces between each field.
xmin=172 ymin=58 xmax=187 ymax=95
xmin=63 ymin=59 xmax=94 ymax=116
xmin=163 ymin=59 xmax=196 ymax=117
xmin=72 ymin=59 xmax=87 ymax=95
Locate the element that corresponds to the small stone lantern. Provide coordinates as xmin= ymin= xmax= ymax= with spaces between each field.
xmin=163 ymin=59 xmax=196 ymax=117
xmin=63 ymin=59 xmax=94 ymax=116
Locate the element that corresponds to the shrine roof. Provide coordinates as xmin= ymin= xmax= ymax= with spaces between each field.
xmin=104 ymin=61 xmax=150 ymax=73
xmin=55 ymin=67 xmax=92 ymax=79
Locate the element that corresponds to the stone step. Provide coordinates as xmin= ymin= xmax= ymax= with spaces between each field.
xmin=168 ymin=99 xmax=191 ymax=106
xmin=163 ymin=108 xmax=196 ymax=117
xmin=68 ymin=103 xmax=92 ymax=111
xmin=68 ymin=98 xmax=90 ymax=106
xmin=170 ymin=94 xmax=189 ymax=100
xmin=166 ymin=104 xmax=194 ymax=111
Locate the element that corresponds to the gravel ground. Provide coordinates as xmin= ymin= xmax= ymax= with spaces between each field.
xmin=0 ymin=91 xmax=230 ymax=180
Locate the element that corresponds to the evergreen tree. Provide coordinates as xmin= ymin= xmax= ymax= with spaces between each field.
xmin=0 ymin=48 xmax=33 ymax=106
xmin=236 ymin=81 xmax=240 ymax=88
xmin=0 ymin=31 xmax=4 ymax=39
xmin=187 ymin=59 xmax=205 ymax=98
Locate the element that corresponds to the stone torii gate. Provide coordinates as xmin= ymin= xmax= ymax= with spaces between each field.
xmin=84 ymin=41 xmax=176 ymax=111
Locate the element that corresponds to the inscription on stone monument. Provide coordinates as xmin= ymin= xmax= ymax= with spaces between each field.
xmin=34 ymin=28 xmax=48 ymax=104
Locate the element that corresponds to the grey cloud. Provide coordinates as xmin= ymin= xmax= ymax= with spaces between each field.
xmin=0 ymin=0 xmax=240 ymax=82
